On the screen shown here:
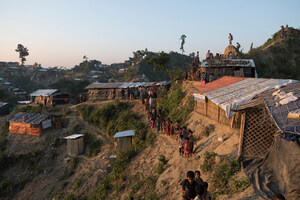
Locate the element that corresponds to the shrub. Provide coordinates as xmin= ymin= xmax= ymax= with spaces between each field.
xmin=200 ymin=151 xmax=217 ymax=173
xmin=62 ymin=108 xmax=71 ymax=116
xmin=1 ymin=121 xmax=9 ymax=134
xmin=156 ymin=154 xmax=167 ymax=174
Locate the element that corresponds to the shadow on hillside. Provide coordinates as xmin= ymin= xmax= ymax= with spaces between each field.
xmin=194 ymin=135 xmax=216 ymax=154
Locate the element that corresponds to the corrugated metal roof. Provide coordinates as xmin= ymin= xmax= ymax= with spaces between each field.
xmin=260 ymin=81 xmax=300 ymax=136
xmin=30 ymin=89 xmax=58 ymax=97
xmin=9 ymin=112 xmax=50 ymax=124
xmin=114 ymin=130 xmax=135 ymax=138
xmin=198 ymin=76 xmax=247 ymax=94
xmin=0 ymin=102 xmax=8 ymax=107
xmin=85 ymin=82 xmax=123 ymax=89
xmin=86 ymin=81 xmax=169 ymax=89
xmin=64 ymin=134 xmax=84 ymax=139
xmin=205 ymin=78 xmax=296 ymax=119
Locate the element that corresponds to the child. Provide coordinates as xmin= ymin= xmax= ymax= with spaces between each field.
xmin=201 ymin=72 xmax=206 ymax=86
xmin=156 ymin=115 xmax=161 ymax=134
xmin=181 ymin=171 xmax=196 ymax=200
xmin=151 ymin=114 xmax=156 ymax=129
xmin=184 ymin=137 xmax=193 ymax=157
xmin=203 ymin=182 xmax=212 ymax=200
xmin=194 ymin=183 xmax=205 ymax=200
xmin=178 ymin=135 xmax=185 ymax=156
xmin=195 ymin=171 xmax=204 ymax=184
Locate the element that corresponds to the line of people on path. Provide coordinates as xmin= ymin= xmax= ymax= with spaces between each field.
xmin=120 ymin=86 xmax=158 ymax=101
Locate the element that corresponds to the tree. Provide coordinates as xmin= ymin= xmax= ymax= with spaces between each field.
xmin=83 ymin=55 xmax=88 ymax=61
xmin=146 ymin=51 xmax=170 ymax=72
xmin=15 ymin=44 xmax=29 ymax=65
xmin=180 ymin=34 xmax=186 ymax=54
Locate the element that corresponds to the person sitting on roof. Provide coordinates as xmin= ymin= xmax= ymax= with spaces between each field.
xmin=236 ymin=42 xmax=241 ymax=51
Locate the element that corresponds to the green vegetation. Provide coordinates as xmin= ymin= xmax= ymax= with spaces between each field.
xmin=127 ymin=175 xmax=157 ymax=200
xmin=12 ymin=105 xmax=43 ymax=114
xmin=157 ymin=83 xmax=194 ymax=123
xmin=200 ymin=152 xmax=249 ymax=197
xmin=0 ymin=150 xmax=43 ymax=199
xmin=156 ymin=154 xmax=167 ymax=174
xmin=50 ymin=79 xmax=90 ymax=98
xmin=245 ymin=27 xmax=300 ymax=80
xmin=88 ymin=150 xmax=136 ymax=200
xmin=201 ymin=124 xmax=215 ymax=137
xmin=83 ymin=133 xmax=101 ymax=157
xmin=62 ymin=107 xmax=71 ymax=116
xmin=65 ymin=157 xmax=78 ymax=179
xmin=77 ymin=101 xmax=153 ymax=150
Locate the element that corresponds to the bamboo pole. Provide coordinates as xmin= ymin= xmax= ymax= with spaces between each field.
xmin=238 ymin=112 xmax=246 ymax=159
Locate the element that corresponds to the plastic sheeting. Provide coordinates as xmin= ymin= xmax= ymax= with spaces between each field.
xmin=243 ymin=137 xmax=300 ymax=200
xmin=204 ymin=78 xmax=296 ymax=119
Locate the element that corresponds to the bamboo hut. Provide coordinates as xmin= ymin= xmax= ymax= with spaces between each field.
xmin=198 ymin=58 xmax=256 ymax=81
xmin=64 ymin=134 xmax=85 ymax=156
xmin=30 ymin=89 xmax=70 ymax=105
xmin=235 ymin=81 xmax=300 ymax=199
xmin=114 ymin=130 xmax=135 ymax=152
xmin=193 ymin=77 xmax=296 ymax=129
xmin=8 ymin=112 xmax=52 ymax=136
xmin=85 ymin=82 xmax=123 ymax=101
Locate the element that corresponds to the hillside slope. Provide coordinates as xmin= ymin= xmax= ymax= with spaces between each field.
xmin=245 ymin=27 xmax=300 ymax=80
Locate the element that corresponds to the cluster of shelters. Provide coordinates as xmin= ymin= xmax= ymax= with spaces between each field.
xmin=30 ymin=89 xmax=70 ymax=105
xmin=193 ymin=76 xmax=300 ymax=199
xmin=85 ymin=81 xmax=170 ymax=101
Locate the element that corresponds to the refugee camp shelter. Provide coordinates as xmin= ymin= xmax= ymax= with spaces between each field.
xmin=64 ymin=134 xmax=84 ymax=156
xmin=236 ymin=81 xmax=300 ymax=199
xmin=85 ymin=82 xmax=123 ymax=101
xmin=9 ymin=112 xmax=52 ymax=136
xmin=114 ymin=130 xmax=135 ymax=152
xmin=199 ymin=59 xmax=256 ymax=81
xmin=193 ymin=77 xmax=296 ymax=128
xmin=30 ymin=89 xmax=70 ymax=105
xmin=0 ymin=102 xmax=13 ymax=115
xmin=85 ymin=81 xmax=170 ymax=101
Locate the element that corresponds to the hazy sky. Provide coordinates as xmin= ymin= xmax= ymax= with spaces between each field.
xmin=0 ymin=0 xmax=299 ymax=68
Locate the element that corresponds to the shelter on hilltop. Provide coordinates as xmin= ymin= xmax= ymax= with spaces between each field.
xmin=65 ymin=134 xmax=85 ymax=156
xmin=30 ymin=89 xmax=70 ymax=105
xmin=85 ymin=81 xmax=170 ymax=101
xmin=8 ymin=112 xmax=52 ymax=136
xmin=193 ymin=77 xmax=296 ymax=128
xmin=114 ymin=130 xmax=135 ymax=152
xmin=236 ymin=81 xmax=300 ymax=200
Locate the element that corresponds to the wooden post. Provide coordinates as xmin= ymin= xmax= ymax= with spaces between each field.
xmin=230 ymin=115 xmax=235 ymax=128
xmin=238 ymin=112 xmax=246 ymax=159
xmin=205 ymin=97 xmax=208 ymax=116
xmin=217 ymin=106 xmax=220 ymax=122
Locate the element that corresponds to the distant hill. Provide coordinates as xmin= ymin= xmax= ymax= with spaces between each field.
xmin=113 ymin=51 xmax=193 ymax=82
xmin=244 ymin=27 xmax=300 ymax=80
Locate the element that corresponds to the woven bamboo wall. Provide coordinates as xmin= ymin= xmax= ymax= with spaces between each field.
xmin=9 ymin=122 xmax=42 ymax=136
xmin=241 ymin=107 xmax=277 ymax=158
xmin=195 ymin=101 xmax=206 ymax=115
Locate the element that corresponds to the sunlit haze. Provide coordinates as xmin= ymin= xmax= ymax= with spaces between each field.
xmin=0 ymin=0 xmax=299 ymax=68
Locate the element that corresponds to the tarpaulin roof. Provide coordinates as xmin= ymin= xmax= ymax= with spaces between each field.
xmin=64 ymin=134 xmax=84 ymax=140
xmin=0 ymin=102 xmax=8 ymax=108
xmin=30 ymin=89 xmax=58 ymax=97
xmin=9 ymin=112 xmax=50 ymax=124
xmin=114 ymin=130 xmax=135 ymax=138
xmin=260 ymin=81 xmax=300 ymax=138
xmin=197 ymin=76 xmax=247 ymax=94
xmin=205 ymin=78 xmax=297 ymax=119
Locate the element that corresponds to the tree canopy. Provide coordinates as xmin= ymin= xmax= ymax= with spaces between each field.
xmin=146 ymin=52 xmax=170 ymax=72
xmin=15 ymin=44 xmax=29 ymax=65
